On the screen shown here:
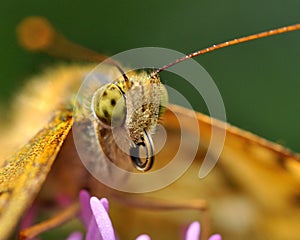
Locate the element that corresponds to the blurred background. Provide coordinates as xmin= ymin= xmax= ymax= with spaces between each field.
xmin=0 ymin=0 xmax=299 ymax=152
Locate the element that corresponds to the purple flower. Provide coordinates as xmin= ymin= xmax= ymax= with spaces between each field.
xmin=67 ymin=190 xmax=222 ymax=240
xmin=67 ymin=190 xmax=116 ymax=240
xmin=185 ymin=221 xmax=222 ymax=240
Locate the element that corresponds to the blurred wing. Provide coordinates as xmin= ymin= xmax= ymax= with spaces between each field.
xmin=0 ymin=109 xmax=72 ymax=240
xmin=109 ymin=103 xmax=299 ymax=240
xmin=163 ymin=104 xmax=300 ymax=239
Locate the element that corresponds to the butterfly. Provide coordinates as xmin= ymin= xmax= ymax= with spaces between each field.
xmin=0 ymin=16 xmax=300 ymax=239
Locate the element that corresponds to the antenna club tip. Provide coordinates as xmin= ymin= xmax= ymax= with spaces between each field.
xmin=17 ymin=16 xmax=55 ymax=51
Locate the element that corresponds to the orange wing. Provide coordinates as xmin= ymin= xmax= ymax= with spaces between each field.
xmin=111 ymin=104 xmax=300 ymax=240
xmin=142 ymin=104 xmax=300 ymax=239
xmin=0 ymin=109 xmax=72 ymax=240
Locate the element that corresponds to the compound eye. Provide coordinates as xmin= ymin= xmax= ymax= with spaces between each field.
xmin=92 ymin=83 xmax=126 ymax=127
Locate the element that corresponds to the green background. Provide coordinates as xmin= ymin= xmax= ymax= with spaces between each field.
xmin=0 ymin=0 xmax=299 ymax=153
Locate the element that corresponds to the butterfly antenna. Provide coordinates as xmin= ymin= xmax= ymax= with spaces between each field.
xmin=17 ymin=16 xmax=130 ymax=84
xmin=151 ymin=23 xmax=300 ymax=77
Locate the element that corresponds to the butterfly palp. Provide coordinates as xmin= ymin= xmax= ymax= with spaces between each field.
xmin=129 ymin=129 xmax=154 ymax=171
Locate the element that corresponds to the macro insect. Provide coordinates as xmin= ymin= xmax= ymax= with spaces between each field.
xmin=0 ymin=16 xmax=299 ymax=240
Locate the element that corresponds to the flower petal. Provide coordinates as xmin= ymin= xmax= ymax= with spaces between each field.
xmin=185 ymin=221 xmax=200 ymax=240
xmin=135 ymin=234 xmax=151 ymax=240
xmin=55 ymin=193 xmax=72 ymax=207
xmin=100 ymin=198 xmax=109 ymax=212
xmin=208 ymin=234 xmax=222 ymax=240
xmin=89 ymin=196 xmax=115 ymax=240
xmin=79 ymin=190 xmax=93 ymax=227
xmin=66 ymin=231 xmax=83 ymax=240
xmin=19 ymin=205 xmax=37 ymax=231
xmin=86 ymin=216 xmax=102 ymax=240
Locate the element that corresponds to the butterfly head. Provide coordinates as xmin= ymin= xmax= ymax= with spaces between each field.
xmin=92 ymin=71 xmax=168 ymax=171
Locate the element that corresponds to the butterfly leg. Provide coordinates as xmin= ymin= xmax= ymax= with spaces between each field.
xmin=18 ymin=202 xmax=79 ymax=240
